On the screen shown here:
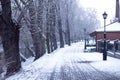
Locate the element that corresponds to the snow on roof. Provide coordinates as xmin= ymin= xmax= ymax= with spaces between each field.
xmin=96 ymin=22 xmax=120 ymax=32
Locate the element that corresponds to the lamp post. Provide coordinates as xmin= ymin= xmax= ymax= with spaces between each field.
xmin=102 ymin=11 xmax=108 ymax=60
xmin=84 ymin=28 xmax=86 ymax=50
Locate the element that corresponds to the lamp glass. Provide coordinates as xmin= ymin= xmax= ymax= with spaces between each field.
xmin=103 ymin=12 xmax=107 ymax=19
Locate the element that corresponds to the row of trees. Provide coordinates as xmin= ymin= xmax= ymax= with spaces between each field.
xmin=0 ymin=0 xmax=99 ymax=76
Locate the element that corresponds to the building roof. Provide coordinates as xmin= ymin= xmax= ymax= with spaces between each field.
xmin=96 ymin=22 xmax=120 ymax=32
xmin=90 ymin=22 xmax=120 ymax=37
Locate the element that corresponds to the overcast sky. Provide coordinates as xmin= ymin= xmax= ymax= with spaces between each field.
xmin=77 ymin=0 xmax=116 ymax=26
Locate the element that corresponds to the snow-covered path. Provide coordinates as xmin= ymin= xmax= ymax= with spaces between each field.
xmin=6 ymin=42 xmax=120 ymax=80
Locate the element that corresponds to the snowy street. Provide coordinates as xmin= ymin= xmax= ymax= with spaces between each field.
xmin=7 ymin=42 xmax=120 ymax=80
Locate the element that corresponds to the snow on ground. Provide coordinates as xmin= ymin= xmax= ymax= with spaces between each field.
xmin=6 ymin=42 xmax=120 ymax=80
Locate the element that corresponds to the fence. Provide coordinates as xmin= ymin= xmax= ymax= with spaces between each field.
xmin=97 ymin=40 xmax=120 ymax=53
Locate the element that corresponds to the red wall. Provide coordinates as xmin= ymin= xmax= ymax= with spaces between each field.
xmin=96 ymin=32 xmax=120 ymax=40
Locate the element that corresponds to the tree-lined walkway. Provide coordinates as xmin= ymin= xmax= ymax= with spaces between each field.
xmin=48 ymin=43 xmax=120 ymax=80
xmin=7 ymin=42 xmax=120 ymax=80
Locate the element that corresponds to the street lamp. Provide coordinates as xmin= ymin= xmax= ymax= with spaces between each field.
xmin=84 ymin=28 xmax=86 ymax=50
xmin=102 ymin=11 xmax=108 ymax=60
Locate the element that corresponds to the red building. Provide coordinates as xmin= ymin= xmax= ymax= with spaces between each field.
xmin=90 ymin=22 xmax=120 ymax=51
xmin=90 ymin=0 xmax=120 ymax=51
xmin=90 ymin=22 xmax=120 ymax=40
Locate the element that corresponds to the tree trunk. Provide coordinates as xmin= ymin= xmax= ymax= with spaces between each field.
xmin=52 ymin=2 xmax=58 ymax=50
xmin=66 ymin=18 xmax=71 ymax=46
xmin=66 ymin=4 xmax=71 ymax=46
xmin=46 ymin=0 xmax=58 ymax=53
xmin=46 ymin=30 xmax=50 ymax=53
xmin=58 ymin=19 xmax=64 ymax=48
xmin=0 ymin=0 xmax=21 ymax=76
xmin=52 ymin=33 xmax=57 ymax=50
xmin=29 ymin=0 xmax=44 ymax=60
xmin=37 ymin=0 xmax=46 ymax=54
xmin=56 ymin=4 xmax=64 ymax=48
xmin=50 ymin=35 xmax=54 ymax=52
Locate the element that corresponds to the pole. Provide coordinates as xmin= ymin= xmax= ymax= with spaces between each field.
xmin=103 ymin=18 xmax=107 ymax=60
xmin=84 ymin=28 xmax=86 ymax=50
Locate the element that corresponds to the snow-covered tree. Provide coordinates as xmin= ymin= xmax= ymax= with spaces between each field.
xmin=29 ymin=0 xmax=45 ymax=60
xmin=37 ymin=0 xmax=46 ymax=55
xmin=0 ymin=0 xmax=100 ymax=76
xmin=0 ymin=0 xmax=21 ymax=76
xmin=56 ymin=0 xmax=64 ymax=48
